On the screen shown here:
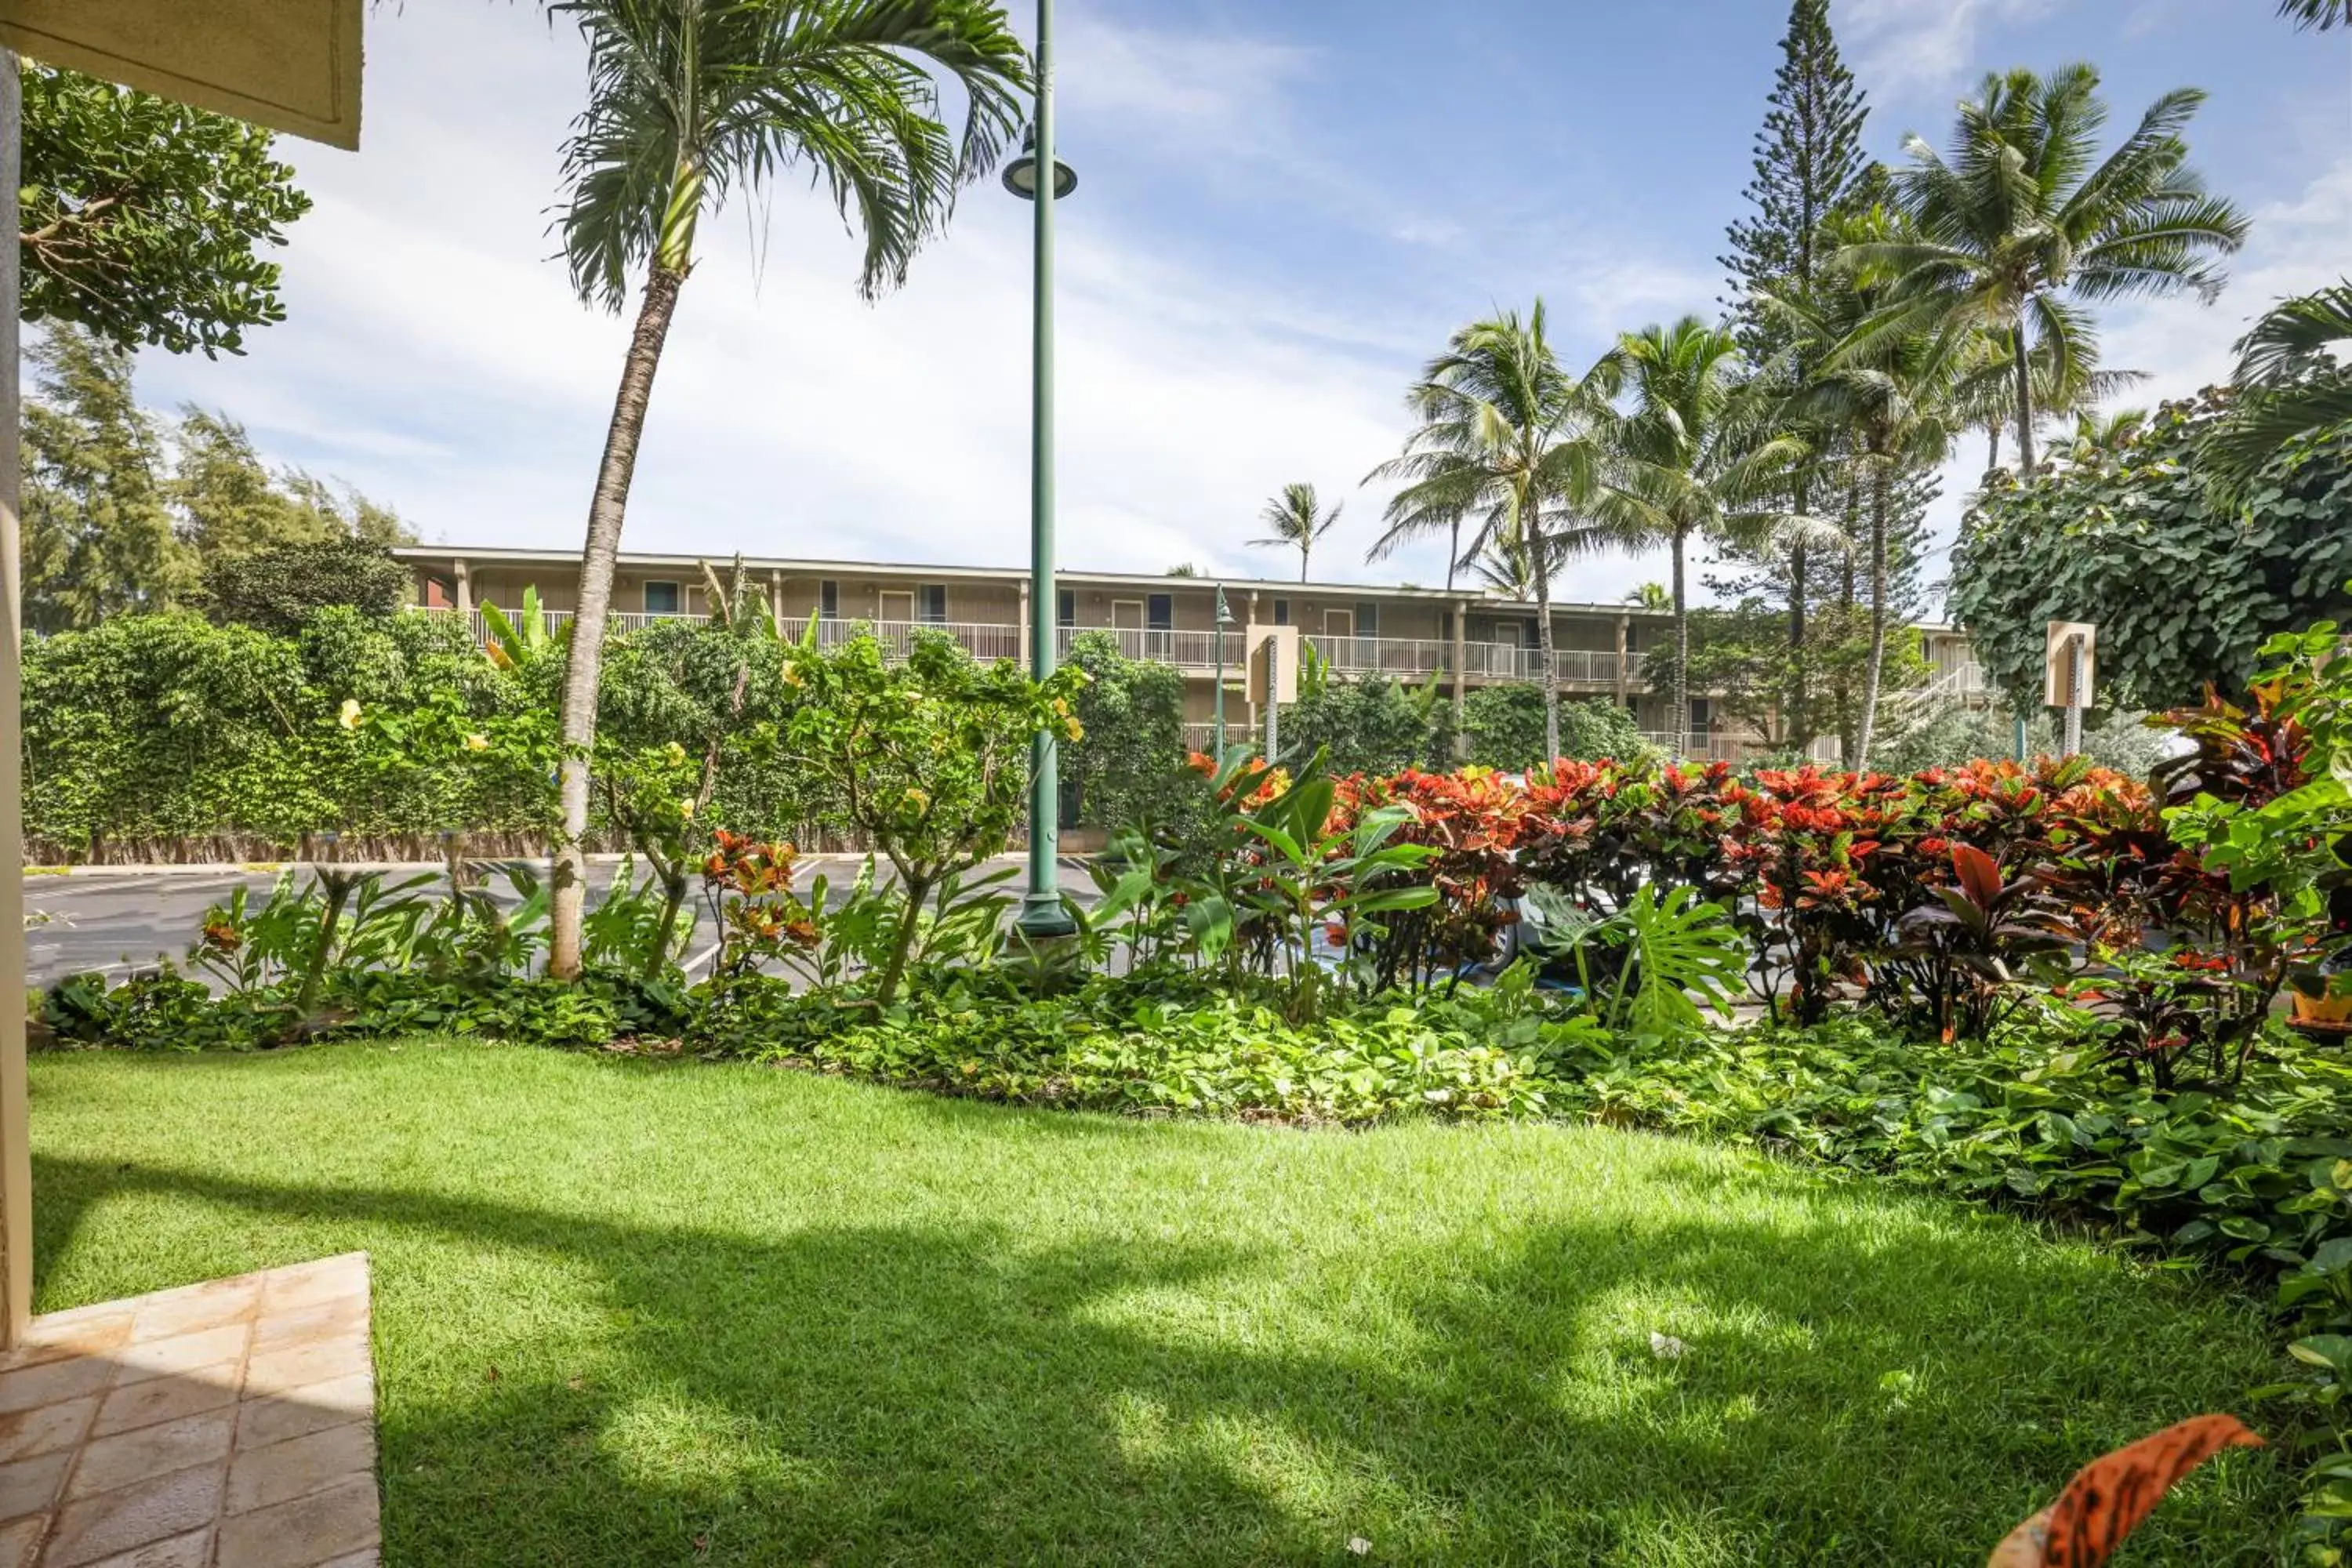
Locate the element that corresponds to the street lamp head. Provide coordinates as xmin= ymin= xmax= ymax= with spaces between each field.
xmin=1214 ymin=586 xmax=1235 ymax=626
xmin=1001 ymin=123 xmax=1077 ymax=201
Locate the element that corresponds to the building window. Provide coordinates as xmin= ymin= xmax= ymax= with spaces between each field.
xmin=644 ymin=580 xmax=681 ymax=615
xmin=1272 ymin=598 xmax=1291 ymax=626
xmin=1355 ymin=601 xmax=1380 ymax=637
xmin=818 ymin=579 xmax=840 ymax=619
xmin=1055 ymin=588 xmax=1075 ymax=626
xmin=1146 ymin=593 xmax=1174 ymax=632
xmin=1690 ymin=698 xmax=1713 ymax=732
xmin=423 ymin=577 xmax=452 ymax=609
xmin=919 ymin=584 xmax=948 ymax=624
xmin=1625 ymin=622 xmax=1639 ymax=650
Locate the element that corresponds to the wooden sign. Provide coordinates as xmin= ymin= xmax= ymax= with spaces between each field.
xmin=1244 ymin=626 xmax=1299 ymax=706
xmin=0 ymin=0 xmax=365 ymax=148
xmin=2045 ymin=622 xmax=2096 ymax=709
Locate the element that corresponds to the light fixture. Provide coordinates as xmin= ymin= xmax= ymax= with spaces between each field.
xmin=1001 ymin=124 xmax=1077 ymax=201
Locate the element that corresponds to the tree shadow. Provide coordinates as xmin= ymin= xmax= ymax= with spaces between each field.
xmin=30 ymin=1134 xmax=2289 ymax=1567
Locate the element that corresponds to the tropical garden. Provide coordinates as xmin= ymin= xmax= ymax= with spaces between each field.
xmin=19 ymin=0 xmax=2352 ymax=1563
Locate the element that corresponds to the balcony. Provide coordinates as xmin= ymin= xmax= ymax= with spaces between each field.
xmin=1057 ymin=626 xmax=1249 ymax=668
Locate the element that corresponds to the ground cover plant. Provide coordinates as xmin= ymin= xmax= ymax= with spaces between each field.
xmin=28 ymin=1042 xmax=2294 ymax=1566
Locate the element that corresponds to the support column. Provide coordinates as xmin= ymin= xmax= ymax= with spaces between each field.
xmin=0 ymin=56 xmax=33 ymax=1348
xmin=1018 ymin=581 xmax=1031 ymax=669
xmin=769 ymin=569 xmax=783 ymax=627
xmin=453 ymin=557 xmax=473 ymax=616
xmin=1613 ymin=614 xmax=1630 ymax=706
xmin=1450 ymin=599 xmax=1469 ymax=760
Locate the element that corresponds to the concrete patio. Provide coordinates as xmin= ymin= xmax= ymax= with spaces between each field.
xmin=0 ymin=1254 xmax=379 ymax=1566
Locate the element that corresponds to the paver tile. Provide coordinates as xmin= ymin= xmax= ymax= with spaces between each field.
xmin=0 ymin=1517 xmax=40 ymax=1568
xmin=211 ymin=1475 xmax=378 ymax=1568
xmin=89 ymin=1370 xmax=240 ymax=1442
xmin=234 ymin=1375 xmax=372 ymax=1454
xmin=225 ymin=1420 xmax=373 ymax=1517
xmin=0 ymin=1359 xmax=111 ymax=1419
xmin=0 ymin=1317 xmax=132 ymax=1378
xmin=0 ymin=1398 xmax=97 ymax=1467
xmin=126 ymin=1279 xmax=262 ymax=1345
xmin=111 ymin=1326 xmax=250 ymax=1390
xmin=44 ymin=1460 xmax=225 ymax=1568
xmin=76 ymin=1527 xmax=211 ymax=1568
xmin=67 ymin=1411 xmax=234 ymax=1502
xmin=0 ymin=1449 xmax=71 ymax=1523
xmin=243 ymin=1338 xmax=369 ymax=1400
xmin=257 ymin=1259 xmax=368 ymax=1316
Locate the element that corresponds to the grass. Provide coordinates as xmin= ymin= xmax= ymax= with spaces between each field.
xmin=31 ymin=1042 xmax=2294 ymax=1566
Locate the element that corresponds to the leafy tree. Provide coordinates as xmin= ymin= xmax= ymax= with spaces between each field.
xmin=1367 ymin=302 xmax=1616 ymax=762
xmin=543 ymin=0 xmax=1028 ymax=980
xmin=760 ymin=632 xmax=1077 ymax=1005
xmin=21 ymin=325 xmax=186 ymax=633
xmin=1581 ymin=318 xmax=1820 ymax=759
xmin=1855 ymin=64 xmax=2248 ymax=474
xmin=1952 ymin=390 xmax=2352 ymax=710
xmin=1873 ymin=701 xmax=2166 ymax=779
xmin=1059 ymin=631 xmax=1192 ymax=829
xmin=1248 ymin=484 xmax=1341 ymax=583
xmin=1719 ymin=0 xmax=1878 ymax=753
xmin=2280 ymin=0 xmax=2349 ymax=27
xmin=2205 ymin=280 xmax=2352 ymax=499
xmin=200 ymin=539 xmax=410 ymax=635
xmin=169 ymin=410 xmax=412 ymax=560
xmin=21 ymin=64 xmax=312 ymax=357
xmin=1450 ymin=687 xmax=1648 ymax=772
xmin=1279 ymin=673 xmax=1439 ymax=778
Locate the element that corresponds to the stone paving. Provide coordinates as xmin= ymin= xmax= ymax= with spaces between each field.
xmin=0 ymin=1254 xmax=380 ymax=1566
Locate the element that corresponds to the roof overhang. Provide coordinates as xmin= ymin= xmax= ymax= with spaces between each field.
xmin=0 ymin=0 xmax=364 ymax=148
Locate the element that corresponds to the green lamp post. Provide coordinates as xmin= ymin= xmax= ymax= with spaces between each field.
xmin=1006 ymin=0 xmax=1079 ymax=938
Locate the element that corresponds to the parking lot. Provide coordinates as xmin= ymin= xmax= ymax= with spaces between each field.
xmin=20 ymin=855 xmax=1099 ymax=988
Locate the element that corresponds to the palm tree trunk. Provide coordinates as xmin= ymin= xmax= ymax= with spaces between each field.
xmin=549 ymin=263 xmax=688 ymax=981
xmin=1671 ymin=525 xmax=1690 ymax=760
xmin=1987 ymin=423 xmax=2002 ymax=473
xmin=1527 ymin=508 xmax=1561 ymax=763
xmin=1444 ymin=517 xmax=1458 ymax=593
xmin=1298 ymin=548 xmax=1308 ymax=584
xmin=1788 ymin=468 xmax=1810 ymax=752
xmin=2012 ymin=323 xmax=2037 ymax=474
xmin=1835 ymin=477 xmax=1860 ymax=767
xmin=1854 ymin=463 xmax=1892 ymax=771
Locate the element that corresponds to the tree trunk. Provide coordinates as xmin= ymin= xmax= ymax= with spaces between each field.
xmin=1853 ymin=462 xmax=1892 ymax=771
xmin=1444 ymin=517 xmax=1458 ymax=594
xmin=1987 ymin=423 xmax=2002 ymax=474
xmin=2011 ymin=323 xmax=2037 ymax=474
xmin=1835 ymin=478 xmax=1860 ymax=767
xmin=1787 ymin=476 xmax=1810 ymax=753
xmin=874 ymin=874 xmax=932 ymax=1007
xmin=549 ymin=264 xmax=688 ymax=981
xmin=1671 ymin=526 xmax=1690 ymax=760
xmin=1527 ymin=506 xmax=1561 ymax=763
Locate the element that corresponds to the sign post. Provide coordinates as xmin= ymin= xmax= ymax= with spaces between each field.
xmin=2045 ymin=622 xmax=2098 ymax=759
xmin=1246 ymin=626 xmax=1298 ymax=764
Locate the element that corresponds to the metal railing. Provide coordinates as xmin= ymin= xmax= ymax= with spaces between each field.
xmin=1642 ymin=731 xmax=1750 ymax=764
xmin=1056 ymin=626 xmax=1248 ymax=668
xmin=1458 ymin=643 xmax=1643 ymax=686
xmin=817 ymin=618 xmax=1025 ymax=662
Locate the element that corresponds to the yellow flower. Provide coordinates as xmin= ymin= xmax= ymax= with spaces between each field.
xmin=781 ymin=661 xmax=804 ymax=688
xmin=337 ymin=699 xmax=363 ymax=730
xmin=678 ymin=798 xmax=696 ymax=821
xmin=903 ymin=786 xmax=930 ymax=811
xmin=463 ymin=732 xmax=490 ymax=752
xmin=1062 ymin=717 xmax=1084 ymax=742
xmin=1051 ymin=697 xmax=1072 ymax=718
xmin=663 ymin=740 xmax=688 ymax=764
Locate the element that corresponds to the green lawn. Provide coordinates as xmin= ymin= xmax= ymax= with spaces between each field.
xmin=31 ymin=1043 xmax=2292 ymax=1566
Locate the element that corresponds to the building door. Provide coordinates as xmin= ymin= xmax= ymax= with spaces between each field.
xmin=1112 ymin=599 xmax=1145 ymax=657
xmin=879 ymin=590 xmax=913 ymax=624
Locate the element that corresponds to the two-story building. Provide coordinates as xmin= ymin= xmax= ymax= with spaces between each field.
xmin=393 ymin=544 xmax=1985 ymax=761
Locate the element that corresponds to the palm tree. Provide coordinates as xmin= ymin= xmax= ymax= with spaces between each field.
xmin=2207 ymin=281 xmax=2352 ymax=498
xmin=1853 ymin=65 xmax=2247 ymax=475
xmin=542 ymin=0 xmax=1025 ymax=978
xmin=1366 ymin=303 xmax=1617 ymax=761
xmin=2067 ymin=406 xmax=2151 ymax=460
xmin=1580 ymin=318 xmax=1824 ymax=760
xmin=2281 ymin=0 xmax=2350 ymax=28
xmin=1249 ymin=484 xmax=1341 ymax=583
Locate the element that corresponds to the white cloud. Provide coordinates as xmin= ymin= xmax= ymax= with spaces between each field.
xmin=1842 ymin=0 xmax=2067 ymax=97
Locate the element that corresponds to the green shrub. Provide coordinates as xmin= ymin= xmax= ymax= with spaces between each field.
xmin=1453 ymin=684 xmax=1650 ymax=769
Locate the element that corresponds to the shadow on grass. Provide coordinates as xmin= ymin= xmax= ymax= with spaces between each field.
xmin=31 ymin=1134 xmax=2288 ymax=1568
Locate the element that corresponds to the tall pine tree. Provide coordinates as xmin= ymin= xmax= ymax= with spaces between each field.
xmin=1719 ymin=0 xmax=1878 ymax=753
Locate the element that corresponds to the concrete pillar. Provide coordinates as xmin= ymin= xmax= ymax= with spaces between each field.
xmin=1613 ymin=613 xmax=1630 ymax=705
xmin=769 ymin=569 xmax=783 ymax=626
xmin=453 ymin=557 xmax=473 ymax=616
xmin=0 ymin=56 xmax=34 ymax=1347
xmin=1018 ymin=581 xmax=1032 ymax=667
xmin=1450 ymin=598 xmax=1470 ymax=760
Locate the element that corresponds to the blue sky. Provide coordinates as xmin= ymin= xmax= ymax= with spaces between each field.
xmin=129 ymin=0 xmax=2352 ymax=604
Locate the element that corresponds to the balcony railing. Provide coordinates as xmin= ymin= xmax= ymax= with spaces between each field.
xmin=1642 ymin=732 xmax=1749 ymax=764
xmin=1056 ymin=626 xmax=1250 ymax=668
xmin=816 ymin=618 xmax=1026 ymax=662
xmin=1459 ymin=643 xmax=1643 ymax=685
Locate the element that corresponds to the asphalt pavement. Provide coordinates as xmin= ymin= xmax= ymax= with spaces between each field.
xmin=20 ymin=855 xmax=1099 ymax=988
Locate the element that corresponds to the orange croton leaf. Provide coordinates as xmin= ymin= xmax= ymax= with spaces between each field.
xmin=1987 ymin=1414 xmax=2262 ymax=1568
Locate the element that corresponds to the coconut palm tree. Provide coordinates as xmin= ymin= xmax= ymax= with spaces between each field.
xmin=1578 ymin=318 xmax=1828 ymax=759
xmin=1366 ymin=303 xmax=1617 ymax=761
xmin=1248 ymin=484 xmax=1341 ymax=583
xmin=2207 ymin=281 xmax=2352 ymax=498
xmin=2281 ymin=0 xmax=2350 ymax=28
xmin=1852 ymin=65 xmax=2247 ymax=475
xmin=542 ymin=0 xmax=1025 ymax=978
